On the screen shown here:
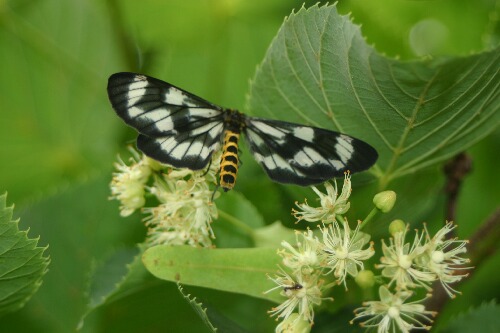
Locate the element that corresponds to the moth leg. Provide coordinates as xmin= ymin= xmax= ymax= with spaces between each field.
xmin=201 ymin=159 xmax=213 ymax=177
xmin=211 ymin=185 xmax=220 ymax=202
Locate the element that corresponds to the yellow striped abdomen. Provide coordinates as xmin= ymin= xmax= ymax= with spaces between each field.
xmin=219 ymin=131 xmax=240 ymax=191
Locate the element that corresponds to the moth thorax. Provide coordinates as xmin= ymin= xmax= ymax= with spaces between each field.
xmin=219 ymin=131 xmax=240 ymax=192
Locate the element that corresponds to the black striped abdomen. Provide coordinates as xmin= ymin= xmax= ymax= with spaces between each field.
xmin=219 ymin=131 xmax=240 ymax=191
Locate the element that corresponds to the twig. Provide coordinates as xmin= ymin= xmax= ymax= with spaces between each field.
xmin=443 ymin=153 xmax=472 ymax=225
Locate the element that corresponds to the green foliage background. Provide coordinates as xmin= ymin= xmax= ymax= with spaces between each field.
xmin=0 ymin=0 xmax=498 ymax=332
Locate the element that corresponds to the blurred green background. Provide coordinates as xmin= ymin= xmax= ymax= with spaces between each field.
xmin=0 ymin=0 xmax=498 ymax=332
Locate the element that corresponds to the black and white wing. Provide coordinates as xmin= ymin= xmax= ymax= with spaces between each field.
xmin=107 ymin=73 xmax=225 ymax=170
xmin=244 ymin=118 xmax=378 ymax=186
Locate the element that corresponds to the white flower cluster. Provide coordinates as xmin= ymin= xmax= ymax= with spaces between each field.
xmin=110 ymin=150 xmax=152 ymax=217
xmin=109 ymin=148 xmax=220 ymax=247
xmin=377 ymin=222 xmax=469 ymax=296
xmin=353 ymin=221 xmax=470 ymax=332
xmin=267 ymin=173 xmax=470 ymax=333
xmin=353 ymin=286 xmax=435 ymax=332
xmin=266 ymin=174 xmax=375 ymax=331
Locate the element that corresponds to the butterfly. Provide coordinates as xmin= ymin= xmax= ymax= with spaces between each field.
xmin=107 ymin=72 xmax=378 ymax=191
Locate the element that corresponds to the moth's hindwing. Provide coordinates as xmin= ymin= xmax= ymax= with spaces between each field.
xmin=244 ymin=118 xmax=378 ymax=186
xmin=107 ymin=72 xmax=225 ymax=170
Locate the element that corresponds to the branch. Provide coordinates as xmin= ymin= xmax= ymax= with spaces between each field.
xmin=443 ymin=152 xmax=472 ymax=224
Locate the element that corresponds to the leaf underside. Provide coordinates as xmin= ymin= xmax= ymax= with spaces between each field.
xmin=248 ymin=4 xmax=500 ymax=187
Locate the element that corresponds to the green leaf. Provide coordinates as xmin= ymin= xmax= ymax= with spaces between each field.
xmin=254 ymin=221 xmax=296 ymax=248
xmin=1 ymin=176 xmax=146 ymax=332
xmin=142 ymin=246 xmax=283 ymax=303
xmin=178 ymin=284 xmax=219 ymax=333
xmin=0 ymin=2 xmax=123 ymax=203
xmin=86 ymin=247 xmax=142 ymax=309
xmin=214 ymin=191 xmax=266 ymax=248
xmin=0 ymin=193 xmax=50 ymax=315
xmin=79 ymin=245 xmax=156 ymax=329
xmin=440 ymin=301 xmax=500 ymax=333
xmin=247 ymin=3 xmax=500 ymax=189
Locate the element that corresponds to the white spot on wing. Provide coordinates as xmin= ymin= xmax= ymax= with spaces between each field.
xmin=139 ymin=108 xmax=176 ymax=131
xmin=259 ymin=154 xmax=293 ymax=172
xmin=329 ymin=159 xmax=344 ymax=170
xmin=198 ymin=147 xmax=211 ymax=160
xmin=188 ymin=108 xmax=221 ymax=118
xmin=127 ymin=106 xmax=143 ymax=118
xmin=252 ymin=121 xmax=286 ymax=139
xmin=153 ymin=120 xmax=175 ymax=132
xmin=159 ymin=137 xmax=179 ymax=153
xmin=305 ymin=147 xmax=327 ymax=163
xmin=188 ymin=121 xmax=221 ymax=137
xmin=272 ymin=154 xmax=294 ymax=171
xmin=246 ymin=130 xmax=265 ymax=146
xmin=336 ymin=135 xmax=354 ymax=163
xmin=187 ymin=141 xmax=204 ymax=157
xmin=252 ymin=152 xmax=264 ymax=163
xmin=207 ymin=123 xmax=224 ymax=140
xmin=164 ymin=87 xmax=199 ymax=107
xmin=292 ymin=126 xmax=315 ymax=142
xmin=293 ymin=150 xmax=313 ymax=167
xmin=169 ymin=141 xmax=191 ymax=160
xmin=293 ymin=147 xmax=328 ymax=167
xmin=127 ymin=80 xmax=148 ymax=107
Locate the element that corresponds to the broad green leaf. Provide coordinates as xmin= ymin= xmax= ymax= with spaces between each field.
xmin=0 ymin=193 xmax=49 ymax=315
xmin=440 ymin=301 xmax=500 ymax=333
xmin=247 ymin=4 xmax=500 ymax=189
xmin=142 ymin=246 xmax=283 ymax=303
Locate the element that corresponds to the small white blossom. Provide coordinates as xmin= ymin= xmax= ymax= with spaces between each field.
xmin=292 ymin=173 xmax=351 ymax=223
xmin=144 ymin=156 xmax=220 ymax=247
xmin=321 ymin=220 xmax=374 ymax=288
xmin=110 ymin=153 xmax=151 ymax=217
xmin=353 ymin=286 xmax=436 ymax=333
xmin=266 ymin=268 xmax=324 ymax=324
xmin=417 ymin=222 xmax=470 ymax=297
xmin=377 ymin=228 xmax=435 ymax=291
xmin=278 ymin=229 xmax=321 ymax=274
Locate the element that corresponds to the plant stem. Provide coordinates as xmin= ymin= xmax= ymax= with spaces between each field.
xmin=359 ymin=207 xmax=378 ymax=230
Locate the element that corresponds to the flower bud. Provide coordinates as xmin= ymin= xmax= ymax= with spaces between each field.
xmin=373 ymin=191 xmax=396 ymax=213
xmin=389 ymin=219 xmax=406 ymax=236
xmin=355 ymin=270 xmax=375 ymax=289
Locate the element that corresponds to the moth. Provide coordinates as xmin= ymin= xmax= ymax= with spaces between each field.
xmin=107 ymin=73 xmax=378 ymax=191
